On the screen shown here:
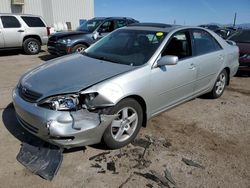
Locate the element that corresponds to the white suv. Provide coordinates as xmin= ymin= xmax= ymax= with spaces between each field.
xmin=0 ymin=13 xmax=49 ymax=54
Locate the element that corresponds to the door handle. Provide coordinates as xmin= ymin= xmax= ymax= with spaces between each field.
xmin=17 ymin=29 xmax=24 ymax=32
xmin=189 ymin=63 xmax=196 ymax=70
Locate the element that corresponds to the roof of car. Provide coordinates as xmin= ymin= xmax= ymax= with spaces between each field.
xmin=92 ymin=17 xmax=137 ymax=20
xmin=125 ymin=22 xmax=183 ymax=32
xmin=0 ymin=13 xmax=41 ymax=17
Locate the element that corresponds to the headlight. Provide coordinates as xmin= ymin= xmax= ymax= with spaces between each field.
xmin=40 ymin=95 xmax=79 ymax=111
xmin=57 ymin=38 xmax=71 ymax=44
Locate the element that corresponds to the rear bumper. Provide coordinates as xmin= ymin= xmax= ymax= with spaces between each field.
xmin=12 ymin=87 xmax=115 ymax=148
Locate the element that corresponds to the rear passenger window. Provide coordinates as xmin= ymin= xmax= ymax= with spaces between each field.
xmin=21 ymin=16 xmax=45 ymax=27
xmin=1 ymin=16 xmax=21 ymax=28
xmin=192 ymin=30 xmax=222 ymax=55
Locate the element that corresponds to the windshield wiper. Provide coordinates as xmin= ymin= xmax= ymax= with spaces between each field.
xmin=84 ymin=53 xmax=119 ymax=64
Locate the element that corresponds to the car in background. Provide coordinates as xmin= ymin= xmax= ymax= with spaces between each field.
xmin=214 ymin=28 xmax=236 ymax=39
xmin=13 ymin=24 xmax=239 ymax=149
xmin=228 ymin=29 xmax=250 ymax=72
xmin=0 ymin=13 xmax=49 ymax=54
xmin=198 ymin=24 xmax=220 ymax=31
xmin=47 ymin=17 xmax=139 ymax=55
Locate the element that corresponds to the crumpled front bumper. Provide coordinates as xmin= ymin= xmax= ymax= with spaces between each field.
xmin=12 ymin=88 xmax=115 ymax=148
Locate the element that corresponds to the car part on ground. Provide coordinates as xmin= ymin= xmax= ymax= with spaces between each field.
xmin=16 ymin=141 xmax=63 ymax=181
xmin=47 ymin=17 xmax=139 ymax=55
xmin=0 ymin=13 xmax=49 ymax=54
xmin=13 ymin=23 xmax=239 ymax=149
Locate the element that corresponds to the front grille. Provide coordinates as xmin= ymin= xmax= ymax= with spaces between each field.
xmin=19 ymin=85 xmax=42 ymax=103
xmin=17 ymin=115 xmax=39 ymax=134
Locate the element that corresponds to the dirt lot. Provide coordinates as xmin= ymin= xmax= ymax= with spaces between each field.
xmin=0 ymin=49 xmax=249 ymax=188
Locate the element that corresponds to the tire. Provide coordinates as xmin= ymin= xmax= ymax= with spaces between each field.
xmin=207 ymin=69 xmax=228 ymax=99
xmin=72 ymin=44 xmax=87 ymax=54
xmin=23 ymin=38 xmax=41 ymax=55
xmin=103 ymin=98 xmax=143 ymax=149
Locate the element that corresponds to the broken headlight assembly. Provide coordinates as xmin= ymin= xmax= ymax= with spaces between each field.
xmin=38 ymin=92 xmax=98 ymax=111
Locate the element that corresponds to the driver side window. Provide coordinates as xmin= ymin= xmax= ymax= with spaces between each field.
xmin=162 ymin=31 xmax=192 ymax=60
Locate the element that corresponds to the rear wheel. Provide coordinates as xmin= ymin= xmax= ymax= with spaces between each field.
xmin=72 ymin=44 xmax=87 ymax=54
xmin=103 ymin=98 xmax=143 ymax=149
xmin=23 ymin=38 xmax=41 ymax=55
xmin=207 ymin=69 xmax=228 ymax=99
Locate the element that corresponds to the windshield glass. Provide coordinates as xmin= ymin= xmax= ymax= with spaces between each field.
xmin=84 ymin=29 xmax=166 ymax=66
xmin=77 ymin=19 xmax=103 ymax=32
xmin=228 ymin=30 xmax=250 ymax=43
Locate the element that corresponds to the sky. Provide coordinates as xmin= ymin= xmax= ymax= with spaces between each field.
xmin=95 ymin=0 xmax=250 ymax=26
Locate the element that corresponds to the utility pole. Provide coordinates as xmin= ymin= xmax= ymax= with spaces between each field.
xmin=233 ymin=12 xmax=237 ymax=28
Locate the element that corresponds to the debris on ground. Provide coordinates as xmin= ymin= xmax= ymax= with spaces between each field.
xmin=107 ymin=161 xmax=118 ymax=174
xmin=90 ymin=163 xmax=102 ymax=168
xmin=89 ymin=151 xmax=110 ymax=161
xmin=118 ymin=174 xmax=133 ymax=188
xmin=134 ymin=171 xmax=170 ymax=187
xmin=97 ymin=169 xmax=106 ymax=174
xmin=163 ymin=139 xmax=172 ymax=148
xmin=164 ymin=168 xmax=176 ymax=185
xmin=182 ymin=158 xmax=205 ymax=169
xmin=16 ymin=141 xmax=63 ymax=181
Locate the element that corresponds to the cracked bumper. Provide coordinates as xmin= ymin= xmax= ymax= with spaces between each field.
xmin=12 ymin=88 xmax=114 ymax=148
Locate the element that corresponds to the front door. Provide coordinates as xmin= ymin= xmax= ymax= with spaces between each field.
xmin=150 ymin=30 xmax=197 ymax=115
xmin=1 ymin=16 xmax=23 ymax=47
xmin=96 ymin=20 xmax=115 ymax=40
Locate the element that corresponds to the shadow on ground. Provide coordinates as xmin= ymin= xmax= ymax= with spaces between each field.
xmin=0 ymin=49 xmax=24 ymax=56
xmin=38 ymin=54 xmax=58 ymax=61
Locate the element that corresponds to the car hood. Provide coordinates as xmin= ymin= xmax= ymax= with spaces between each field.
xmin=50 ymin=31 xmax=90 ymax=39
xmin=20 ymin=54 xmax=135 ymax=99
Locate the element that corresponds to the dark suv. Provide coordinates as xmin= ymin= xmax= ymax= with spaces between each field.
xmin=47 ymin=17 xmax=139 ymax=55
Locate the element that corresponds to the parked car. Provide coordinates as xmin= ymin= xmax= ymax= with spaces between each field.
xmin=47 ymin=17 xmax=139 ymax=55
xmin=227 ymin=29 xmax=250 ymax=72
xmin=198 ymin=24 xmax=220 ymax=31
xmin=0 ymin=13 xmax=49 ymax=54
xmin=13 ymin=23 xmax=239 ymax=149
xmin=214 ymin=28 xmax=236 ymax=39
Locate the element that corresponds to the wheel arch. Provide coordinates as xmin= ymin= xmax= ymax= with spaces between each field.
xmin=122 ymin=95 xmax=147 ymax=127
xmin=23 ymin=35 xmax=42 ymax=45
xmin=224 ymin=67 xmax=230 ymax=85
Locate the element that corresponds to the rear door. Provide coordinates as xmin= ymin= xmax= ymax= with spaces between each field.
xmin=0 ymin=17 xmax=4 ymax=48
xmin=191 ymin=29 xmax=224 ymax=95
xmin=1 ymin=16 xmax=23 ymax=47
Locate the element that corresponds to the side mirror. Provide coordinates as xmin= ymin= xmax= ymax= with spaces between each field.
xmin=157 ymin=55 xmax=178 ymax=67
xmin=92 ymin=31 xmax=98 ymax=40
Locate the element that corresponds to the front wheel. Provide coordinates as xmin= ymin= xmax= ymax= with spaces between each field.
xmin=72 ymin=44 xmax=87 ymax=54
xmin=207 ymin=69 xmax=228 ymax=99
xmin=103 ymin=98 xmax=143 ymax=149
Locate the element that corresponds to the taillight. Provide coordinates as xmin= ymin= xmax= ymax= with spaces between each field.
xmin=46 ymin=27 xmax=51 ymax=36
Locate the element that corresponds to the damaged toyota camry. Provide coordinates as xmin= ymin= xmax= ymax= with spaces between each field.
xmin=13 ymin=23 xmax=239 ymax=149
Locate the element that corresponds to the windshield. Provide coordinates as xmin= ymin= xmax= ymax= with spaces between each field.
xmin=228 ymin=30 xmax=250 ymax=43
xmin=84 ymin=29 xmax=166 ymax=66
xmin=77 ymin=19 xmax=103 ymax=32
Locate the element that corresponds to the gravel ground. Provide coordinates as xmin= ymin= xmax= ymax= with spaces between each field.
xmin=0 ymin=49 xmax=249 ymax=188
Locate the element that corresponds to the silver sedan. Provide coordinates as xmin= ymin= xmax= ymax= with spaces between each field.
xmin=13 ymin=23 xmax=239 ymax=149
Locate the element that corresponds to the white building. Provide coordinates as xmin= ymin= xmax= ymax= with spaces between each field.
xmin=0 ymin=0 xmax=94 ymax=29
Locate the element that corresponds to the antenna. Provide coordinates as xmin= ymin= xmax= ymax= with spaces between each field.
xmin=233 ymin=12 xmax=237 ymax=28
